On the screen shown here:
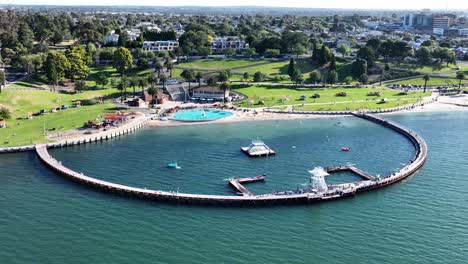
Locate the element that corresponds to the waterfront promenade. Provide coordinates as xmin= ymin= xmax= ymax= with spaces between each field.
xmin=34 ymin=113 xmax=428 ymax=206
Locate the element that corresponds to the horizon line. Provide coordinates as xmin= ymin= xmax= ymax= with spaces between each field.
xmin=1 ymin=4 xmax=466 ymax=11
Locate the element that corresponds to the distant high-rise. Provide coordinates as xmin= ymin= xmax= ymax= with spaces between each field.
xmin=433 ymin=16 xmax=451 ymax=29
xmin=403 ymin=14 xmax=433 ymax=30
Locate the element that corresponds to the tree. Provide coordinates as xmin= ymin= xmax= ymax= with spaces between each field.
xmin=456 ymin=71 xmax=465 ymax=90
xmin=44 ymin=51 xmax=70 ymax=87
xmin=0 ymin=106 xmax=11 ymax=120
xmin=309 ymin=71 xmax=321 ymax=84
xmin=218 ymin=71 xmax=229 ymax=83
xmin=416 ymin=47 xmax=433 ymax=66
xmin=343 ymin=76 xmax=353 ymax=85
xmin=65 ymin=47 xmax=90 ymax=82
xmin=358 ymin=73 xmax=368 ymax=84
xmin=154 ymin=60 xmax=163 ymax=78
xmin=287 ymin=58 xmax=296 ymax=78
xmin=357 ymin=46 xmax=376 ymax=67
xmin=118 ymin=31 xmax=130 ymax=47
xmin=74 ymin=80 xmax=87 ymax=92
xmin=337 ymin=45 xmax=351 ymax=58
xmin=129 ymin=77 xmax=139 ymax=96
xmin=147 ymin=74 xmax=157 ymax=89
xmin=166 ymin=61 xmax=174 ymax=77
xmin=138 ymin=77 xmax=148 ymax=98
xmin=220 ymin=82 xmax=230 ymax=103
xmin=113 ymin=47 xmax=133 ymax=75
xmin=329 ymin=55 xmax=337 ymax=72
xmin=326 ymin=70 xmax=338 ymax=85
xmin=243 ymin=72 xmax=250 ymax=82
xmin=291 ymin=69 xmax=302 ymax=85
xmin=223 ymin=48 xmax=236 ymax=58
xmin=180 ymin=69 xmax=195 ymax=91
xmin=317 ymin=45 xmax=332 ymax=65
xmin=423 ymin=74 xmax=430 ymax=93
xmin=351 ymin=59 xmax=367 ymax=79
xmin=253 ymin=71 xmax=264 ymax=82
xmin=195 ymin=72 xmax=203 ymax=87
xmin=160 ymin=75 xmax=168 ymax=90
xmin=95 ymin=72 xmax=110 ymax=88
xmin=147 ymin=87 xmax=157 ymax=106
xmin=117 ymin=76 xmax=129 ymax=102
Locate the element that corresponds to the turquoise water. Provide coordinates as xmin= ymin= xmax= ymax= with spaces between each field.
xmin=1 ymin=112 xmax=467 ymax=263
xmin=172 ymin=109 xmax=233 ymax=121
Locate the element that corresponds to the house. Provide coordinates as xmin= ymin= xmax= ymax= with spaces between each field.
xmin=156 ymin=92 xmax=170 ymax=104
xmin=128 ymin=98 xmax=147 ymax=108
xmin=192 ymin=86 xmax=229 ymax=100
xmin=142 ymin=41 xmax=179 ymax=52
xmin=102 ymin=113 xmax=128 ymax=126
xmin=103 ymin=33 xmax=119 ymax=45
xmin=210 ymin=37 xmax=247 ymax=53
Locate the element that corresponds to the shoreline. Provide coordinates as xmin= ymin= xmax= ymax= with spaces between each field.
xmin=148 ymin=100 xmax=468 ymax=127
xmin=1 ymin=96 xmax=468 ymax=150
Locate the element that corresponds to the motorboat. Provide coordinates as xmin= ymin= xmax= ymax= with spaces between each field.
xmin=341 ymin=147 xmax=351 ymax=152
xmin=167 ymin=162 xmax=179 ymax=168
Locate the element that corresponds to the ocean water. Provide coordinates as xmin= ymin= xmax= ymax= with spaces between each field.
xmin=1 ymin=112 xmax=467 ymax=263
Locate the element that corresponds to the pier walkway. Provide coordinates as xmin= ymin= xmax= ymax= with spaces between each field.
xmin=326 ymin=166 xmax=375 ymax=181
xmin=35 ymin=113 xmax=428 ymax=206
xmin=228 ymin=176 xmax=267 ymax=196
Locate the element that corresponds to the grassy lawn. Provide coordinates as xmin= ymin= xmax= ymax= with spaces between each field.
xmin=387 ymin=62 xmax=458 ymax=74
xmin=0 ymin=88 xmax=123 ymax=147
xmin=292 ymin=99 xmax=420 ymax=111
xmin=0 ymin=103 xmax=116 ymax=147
xmin=233 ymin=85 xmax=430 ymax=108
xmin=177 ymin=58 xmax=270 ymax=70
xmin=387 ymin=77 xmax=468 ymax=86
xmin=7 ymin=74 xmax=50 ymax=89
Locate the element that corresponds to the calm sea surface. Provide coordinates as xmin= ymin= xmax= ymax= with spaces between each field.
xmin=1 ymin=112 xmax=467 ymax=263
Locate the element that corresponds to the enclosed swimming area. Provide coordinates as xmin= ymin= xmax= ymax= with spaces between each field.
xmin=171 ymin=109 xmax=234 ymax=122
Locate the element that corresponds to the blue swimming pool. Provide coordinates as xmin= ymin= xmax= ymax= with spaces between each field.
xmin=171 ymin=109 xmax=234 ymax=122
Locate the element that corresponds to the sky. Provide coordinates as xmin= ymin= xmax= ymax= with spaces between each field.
xmin=2 ymin=0 xmax=467 ymax=10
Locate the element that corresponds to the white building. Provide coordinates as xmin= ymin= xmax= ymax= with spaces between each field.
xmin=210 ymin=37 xmax=247 ymax=53
xmin=142 ymin=41 xmax=179 ymax=52
xmin=103 ymin=33 xmax=119 ymax=45
xmin=433 ymin=28 xmax=445 ymax=36
xmin=459 ymin=28 xmax=468 ymax=37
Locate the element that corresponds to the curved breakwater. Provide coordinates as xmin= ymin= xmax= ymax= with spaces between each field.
xmin=35 ymin=113 xmax=428 ymax=206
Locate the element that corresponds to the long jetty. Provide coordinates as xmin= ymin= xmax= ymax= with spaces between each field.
xmin=34 ymin=112 xmax=428 ymax=206
xmin=228 ymin=176 xmax=267 ymax=196
xmin=326 ymin=165 xmax=375 ymax=181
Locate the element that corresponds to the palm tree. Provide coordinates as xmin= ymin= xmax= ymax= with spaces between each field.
xmin=147 ymin=87 xmax=157 ymax=107
xmin=147 ymin=74 xmax=157 ymax=89
xmin=138 ymin=78 xmax=148 ymax=98
xmin=423 ymin=74 xmax=430 ymax=93
xmin=160 ymin=75 xmax=168 ymax=90
xmin=154 ymin=60 xmax=163 ymax=78
xmin=456 ymin=71 xmax=465 ymax=91
xmin=195 ymin=72 xmax=203 ymax=87
xmin=220 ymin=82 xmax=230 ymax=103
xmin=129 ymin=77 xmax=138 ymax=97
xmin=166 ymin=61 xmax=174 ymax=78
xmin=181 ymin=69 xmax=195 ymax=93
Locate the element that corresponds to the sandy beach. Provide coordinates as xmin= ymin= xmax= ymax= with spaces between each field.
xmin=148 ymin=95 xmax=468 ymax=127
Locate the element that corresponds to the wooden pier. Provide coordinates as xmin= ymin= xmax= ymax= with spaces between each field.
xmin=34 ymin=113 xmax=428 ymax=206
xmin=326 ymin=165 xmax=375 ymax=181
xmin=228 ymin=175 xmax=266 ymax=196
